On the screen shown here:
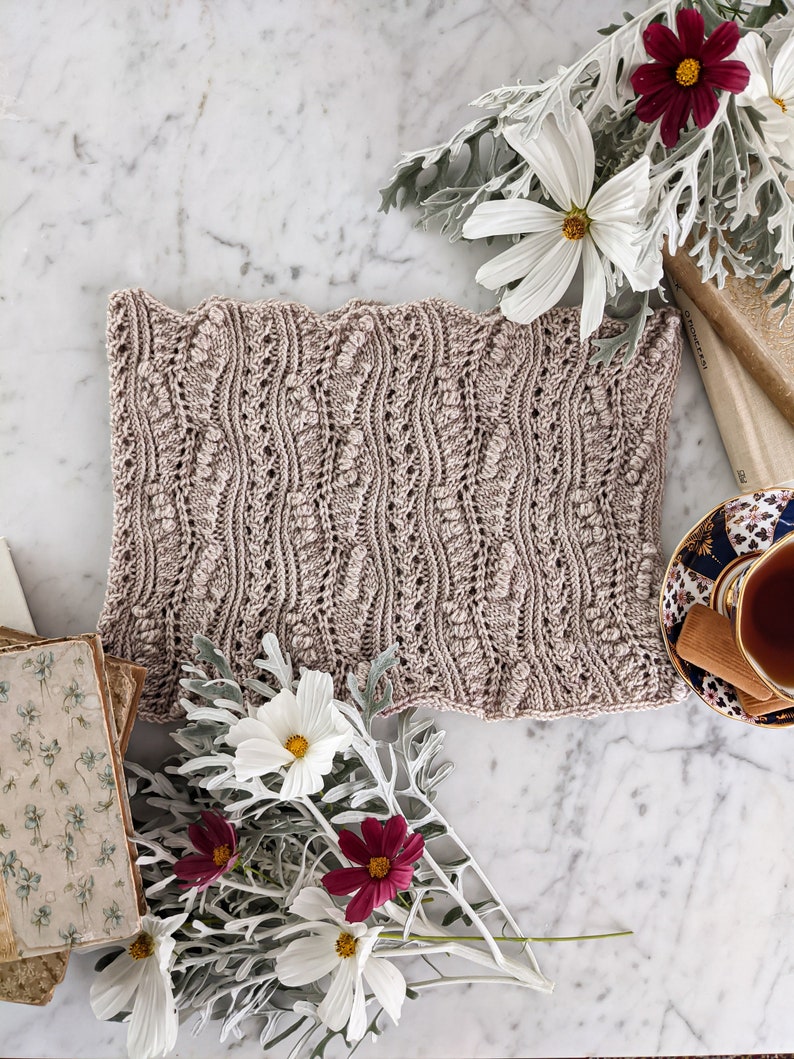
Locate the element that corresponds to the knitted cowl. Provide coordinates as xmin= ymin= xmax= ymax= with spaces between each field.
xmin=98 ymin=291 xmax=687 ymax=722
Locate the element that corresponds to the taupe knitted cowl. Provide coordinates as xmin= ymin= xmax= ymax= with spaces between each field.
xmin=98 ymin=291 xmax=687 ymax=721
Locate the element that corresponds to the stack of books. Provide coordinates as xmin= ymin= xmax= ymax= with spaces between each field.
xmin=0 ymin=539 xmax=145 ymax=1006
xmin=664 ymin=247 xmax=794 ymax=491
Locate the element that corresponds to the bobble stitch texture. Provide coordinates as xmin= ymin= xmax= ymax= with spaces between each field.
xmin=98 ymin=291 xmax=687 ymax=722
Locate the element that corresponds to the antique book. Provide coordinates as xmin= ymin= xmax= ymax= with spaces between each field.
xmin=667 ymin=274 xmax=794 ymax=490
xmin=0 ymin=540 xmax=35 ymax=636
xmin=0 ymin=636 xmax=143 ymax=963
xmin=0 ymin=628 xmax=145 ymax=757
xmin=0 ymin=629 xmax=144 ymax=1005
xmin=663 ymin=245 xmax=794 ymax=427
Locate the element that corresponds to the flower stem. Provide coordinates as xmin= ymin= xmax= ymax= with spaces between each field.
xmin=299 ymin=796 xmax=340 ymax=848
xmin=378 ymin=930 xmax=632 ymax=944
xmin=236 ymin=861 xmax=277 ymax=886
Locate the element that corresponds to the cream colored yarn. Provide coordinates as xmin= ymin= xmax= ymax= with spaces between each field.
xmin=98 ymin=291 xmax=687 ymax=722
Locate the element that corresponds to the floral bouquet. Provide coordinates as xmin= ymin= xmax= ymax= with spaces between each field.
xmin=381 ymin=0 xmax=794 ymax=363
xmin=87 ymin=636 xmax=627 ymax=1059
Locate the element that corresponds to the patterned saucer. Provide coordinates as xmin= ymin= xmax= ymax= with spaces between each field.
xmin=661 ymin=487 xmax=794 ymax=727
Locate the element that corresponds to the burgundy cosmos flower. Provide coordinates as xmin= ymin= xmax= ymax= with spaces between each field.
xmin=173 ymin=810 xmax=238 ymax=891
xmin=321 ymin=815 xmax=425 ymax=922
xmin=630 ymin=8 xmax=749 ymax=148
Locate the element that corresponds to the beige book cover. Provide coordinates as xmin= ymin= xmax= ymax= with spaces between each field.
xmin=663 ymin=246 xmax=794 ymax=427
xmin=0 ymin=636 xmax=142 ymax=962
xmin=0 ymin=540 xmax=35 ymax=637
xmin=667 ymin=275 xmax=794 ymax=491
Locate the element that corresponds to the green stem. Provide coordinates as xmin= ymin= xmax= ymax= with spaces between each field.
xmin=235 ymin=860 xmax=277 ymax=886
xmin=378 ymin=930 xmax=633 ymax=944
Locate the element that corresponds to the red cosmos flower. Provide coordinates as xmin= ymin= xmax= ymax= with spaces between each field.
xmin=321 ymin=815 xmax=425 ymax=922
xmin=630 ymin=8 xmax=749 ymax=148
xmin=173 ymin=809 xmax=238 ymax=891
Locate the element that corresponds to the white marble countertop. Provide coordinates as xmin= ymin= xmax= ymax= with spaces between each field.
xmin=3 ymin=2 xmax=793 ymax=1057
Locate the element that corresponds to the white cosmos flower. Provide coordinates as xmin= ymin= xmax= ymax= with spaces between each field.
xmin=735 ymin=32 xmax=794 ymax=164
xmin=225 ymin=669 xmax=352 ymax=798
xmin=462 ymin=109 xmax=660 ymax=340
xmin=275 ymin=886 xmax=406 ymax=1042
xmin=90 ymin=912 xmax=186 ymax=1059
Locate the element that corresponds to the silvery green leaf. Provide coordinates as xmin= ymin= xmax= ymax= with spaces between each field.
xmin=253 ymin=633 xmax=293 ymax=689
xmin=590 ymin=291 xmax=653 ymax=366
xmin=126 ymin=635 xmax=557 ymax=1055
xmin=192 ymin=635 xmax=237 ymax=684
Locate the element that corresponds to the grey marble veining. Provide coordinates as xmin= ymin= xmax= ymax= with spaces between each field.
xmin=2 ymin=1 xmax=791 ymax=1057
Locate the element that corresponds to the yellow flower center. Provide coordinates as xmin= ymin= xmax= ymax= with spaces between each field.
xmin=561 ymin=209 xmax=589 ymax=241
xmin=335 ymin=931 xmax=358 ymax=958
xmin=128 ymin=932 xmax=155 ymax=960
xmin=773 ymin=96 xmax=788 ymax=113
xmin=284 ymin=734 xmax=309 ymax=758
xmin=367 ymin=855 xmax=391 ymax=879
xmin=212 ymin=843 xmax=232 ymax=867
xmin=675 ymin=57 xmax=701 ymax=87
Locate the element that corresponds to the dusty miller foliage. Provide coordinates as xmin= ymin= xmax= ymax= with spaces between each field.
xmin=380 ymin=0 xmax=793 ymax=363
xmin=123 ymin=635 xmax=550 ymax=1058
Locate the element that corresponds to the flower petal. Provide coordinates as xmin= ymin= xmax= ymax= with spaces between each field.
xmin=635 ymin=88 xmax=675 ymax=124
xmin=233 ymin=738 xmax=292 ymax=781
xmin=289 ymin=885 xmax=340 ymax=923
xmin=773 ymin=35 xmax=794 ymax=102
xmin=187 ymin=821 xmax=215 ymax=855
xmin=338 ymin=829 xmax=372 ymax=866
xmin=393 ymin=830 xmax=424 ymax=865
xmin=643 ymin=23 xmax=684 ymax=66
xmin=363 ymin=955 xmax=406 ymax=1025
xmin=659 ymin=86 xmax=693 ymax=147
xmin=630 ymin=62 xmax=675 ymax=95
xmin=589 ymin=220 xmax=660 ymax=291
xmin=322 ymin=866 xmax=372 ymax=896
xmin=280 ymin=756 xmax=322 ymax=799
xmin=360 ymin=818 xmax=385 ymax=857
xmin=381 ymin=816 xmax=408 ymax=860
xmin=475 ymin=237 xmax=543 ymax=291
xmin=462 ymin=199 xmax=562 ymax=240
xmin=702 ymin=60 xmax=750 ymax=95
xmin=277 ymin=934 xmax=340 ymax=986
xmin=345 ymin=882 xmax=379 ymax=923
xmin=747 ymin=95 xmax=793 ymax=150
xmin=579 ymin=236 xmax=607 ymax=341
xmin=386 ymin=865 xmax=415 ymax=891
xmin=504 ymin=111 xmax=594 ymax=210
xmin=691 ymin=84 xmax=720 ymax=129
xmin=734 ymin=32 xmax=773 ymax=104
xmin=587 ymin=156 xmax=650 ymax=226
xmin=127 ymin=961 xmax=177 ymax=1059
xmin=498 ymin=232 xmax=581 ymax=325
xmin=225 ymin=716 xmax=269 ymax=749
xmin=260 ymin=689 xmax=302 ymax=743
xmin=374 ymin=877 xmax=399 ymax=908
xmin=201 ymin=811 xmax=236 ymax=850
xmin=346 ymin=973 xmax=368 ymax=1043
xmin=302 ymin=730 xmax=349 ymax=774
xmin=145 ymin=912 xmax=188 ymax=942
xmin=318 ymin=959 xmax=355 ymax=1032
xmin=90 ymin=951 xmax=145 ymax=1021
xmin=675 ymin=8 xmax=705 ymax=59
xmin=700 ymin=19 xmax=740 ymax=65
xmin=295 ymin=669 xmax=335 ymax=732
xmin=172 ymin=853 xmax=216 ymax=879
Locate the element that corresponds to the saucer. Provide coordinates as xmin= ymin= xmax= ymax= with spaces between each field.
xmin=661 ymin=487 xmax=794 ymax=727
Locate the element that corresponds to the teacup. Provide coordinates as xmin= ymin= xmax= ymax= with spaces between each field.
xmin=731 ymin=534 xmax=794 ymax=704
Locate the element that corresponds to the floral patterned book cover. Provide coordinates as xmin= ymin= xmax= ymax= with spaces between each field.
xmin=0 ymin=636 xmax=142 ymax=961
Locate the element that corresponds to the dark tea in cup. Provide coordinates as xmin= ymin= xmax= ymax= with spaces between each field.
xmin=735 ymin=535 xmax=794 ymax=701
